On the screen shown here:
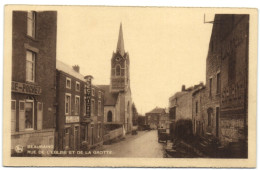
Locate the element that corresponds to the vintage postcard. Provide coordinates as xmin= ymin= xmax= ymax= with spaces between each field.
xmin=3 ymin=5 xmax=257 ymax=167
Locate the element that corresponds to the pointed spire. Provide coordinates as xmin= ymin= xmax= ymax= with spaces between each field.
xmin=116 ymin=23 xmax=125 ymax=57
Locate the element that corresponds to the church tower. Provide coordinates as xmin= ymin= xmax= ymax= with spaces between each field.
xmin=110 ymin=23 xmax=130 ymax=93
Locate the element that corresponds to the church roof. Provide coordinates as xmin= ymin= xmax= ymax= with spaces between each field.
xmin=116 ymin=23 xmax=125 ymax=57
xmin=97 ymin=85 xmax=119 ymax=106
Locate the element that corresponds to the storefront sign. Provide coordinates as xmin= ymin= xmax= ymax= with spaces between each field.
xmin=85 ymin=76 xmax=93 ymax=118
xmin=65 ymin=116 xmax=80 ymax=123
xmin=12 ymin=81 xmax=42 ymax=95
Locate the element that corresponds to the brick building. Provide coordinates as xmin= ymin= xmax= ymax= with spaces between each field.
xmin=204 ymin=15 xmax=249 ymax=146
xmin=56 ymin=61 xmax=104 ymax=151
xmin=11 ymin=11 xmax=57 ymax=155
xmin=212 ymin=15 xmax=249 ymax=148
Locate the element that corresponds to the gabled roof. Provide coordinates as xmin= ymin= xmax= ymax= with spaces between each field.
xmin=56 ymin=60 xmax=85 ymax=81
xmin=146 ymin=107 xmax=166 ymax=114
xmin=97 ymin=85 xmax=119 ymax=106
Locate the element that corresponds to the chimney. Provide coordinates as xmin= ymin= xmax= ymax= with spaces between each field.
xmin=72 ymin=65 xmax=80 ymax=73
xmin=182 ymin=85 xmax=186 ymax=91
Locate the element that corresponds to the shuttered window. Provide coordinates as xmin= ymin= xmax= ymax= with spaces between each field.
xmin=11 ymin=100 xmax=16 ymax=132
xmin=19 ymin=101 xmax=25 ymax=131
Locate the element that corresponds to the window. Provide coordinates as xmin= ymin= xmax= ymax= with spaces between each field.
xmin=169 ymin=107 xmax=176 ymax=119
xmin=25 ymin=100 xmax=34 ymax=130
xmin=84 ymin=85 xmax=87 ymax=94
xmin=65 ymin=128 xmax=70 ymax=149
xmin=208 ymin=112 xmax=212 ymax=126
xmin=209 ymin=78 xmax=212 ymax=96
xmin=98 ymin=123 xmax=101 ymax=138
xmin=84 ymin=125 xmax=88 ymax=141
xmin=107 ymin=111 xmax=112 ymax=122
xmin=216 ymin=72 xmax=221 ymax=94
xmin=91 ymin=99 xmax=95 ymax=115
xmin=83 ymin=97 xmax=86 ymax=116
xmin=11 ymin=100 xmax=16 ymax=132
xmin=27 ymin=11 xmax=36 ymax=38
xmin=66 ymin=78 xmax=71 ymax=89
xmin=98 ymin=101 xmax=101 ymax=116
xmin=98 ymin=91 xmax=101 ymax=98
xmin=26 ymin=50 xmax=36 ymax=82
xmin=76 ymin=81 xmax=80 ymax=91
xmin=75 ymin=96 xmax=80 ymax=115
xmin=195 ymin=101 xmax=198 ymax=115
xmin=37 ymin=102 xmax=43 ymax=130
xmin=92 ymin=88 xmax=95 ymax=96
xmin=65 ymin=93 xmax=71 ymax=115
xmin=116 ymin=65 xmax=121 ymax=76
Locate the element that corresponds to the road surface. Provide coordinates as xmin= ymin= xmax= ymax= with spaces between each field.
xmin=100 ymin=130 xmax=166 ymax=157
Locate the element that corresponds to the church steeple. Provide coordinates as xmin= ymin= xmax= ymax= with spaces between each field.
xmin=116 ymin=23 xmax=125 ymax=57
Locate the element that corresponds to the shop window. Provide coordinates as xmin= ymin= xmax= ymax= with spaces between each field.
xmin=25 ymin=100 xmax=34 ymax=130
xmin=11 ymin=100 xmax=16 ymax=132
xmin=27 ymin=11 xmax=36 ymax=38
xmin=76 ymin=81 xmax=80 ymax=91
xmin=26 ymin=50 xmax=36 ymax=82
xmin=75 ymin=96 xmax=80 ymax=115
xmin=65 ymin=93 xmax=71 ymax=115
xmin=66 ymin=77 xmax=71 ymax=89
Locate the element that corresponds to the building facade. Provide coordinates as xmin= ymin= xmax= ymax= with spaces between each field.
xmin=191 ymin=85 xmax=206 ymax=136
xmin=98 ymin=23 xmax=133 ymax=136
xmin=145 ymin=107 xmax=166 ymax=129
xmin=56 ymin=61 xmax=104 ymax=151
xmin=11 ymin=11 xmax=57 ymax=155
xmin=168 ymin=84 xmax=204 ymax=138
xmin=204 ymin=15 xmax=249 ymax=148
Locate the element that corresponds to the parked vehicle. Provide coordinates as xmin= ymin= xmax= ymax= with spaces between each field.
xmin=158 ymin=128 xmax=168 ymax=143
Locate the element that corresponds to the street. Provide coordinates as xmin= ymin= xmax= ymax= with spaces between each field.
xmin=100 ymin=130 xmax=166 ymax=158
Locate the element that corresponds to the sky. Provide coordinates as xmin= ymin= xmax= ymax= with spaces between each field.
xmin=56 ymin=7 xmax=214 ymax=115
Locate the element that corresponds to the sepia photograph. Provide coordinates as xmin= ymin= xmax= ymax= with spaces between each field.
xmin=3 ymin=5 xmax=257 ymax=167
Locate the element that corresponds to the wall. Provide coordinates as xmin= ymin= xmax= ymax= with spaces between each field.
xmin=11 ymin=11 xmax=57 ymax=155
xmin=219 ymin=15 xmax=249 ymax=145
